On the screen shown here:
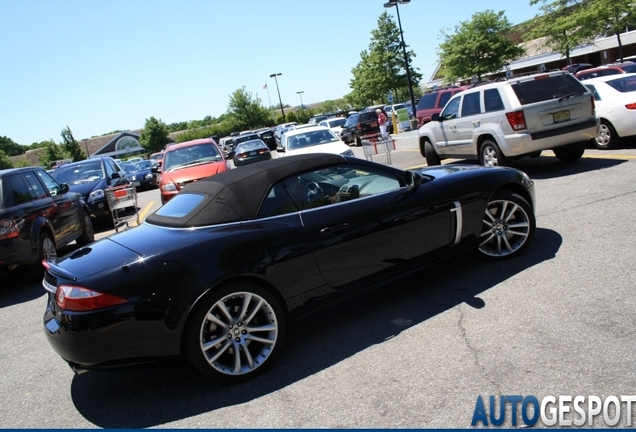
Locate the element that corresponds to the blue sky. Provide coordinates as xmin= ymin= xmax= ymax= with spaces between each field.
xmin=0 ymin=0 xmax=541 ymax=145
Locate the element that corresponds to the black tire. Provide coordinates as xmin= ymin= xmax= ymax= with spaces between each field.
xmin=479 ymin=139 xmax=509 ymax=167
xmin=424 ymin=141 xmax=441 ymax=166
xmin=355 ymin=135 xmax=362 ymax=147
xmin=478 ymin=190 xmax=535 ymax=260
xmin=76 ymin=211 xmax=95 ymax=246
xmin=184 ymin=282 xmax=285 ymax=381
xmin=553 ymin=141 xmax=585 ymax=162
xmin=594 ymin=119 xmax=619 ymax=150
xmin=31 ymin=232 xmax=57 ymax=277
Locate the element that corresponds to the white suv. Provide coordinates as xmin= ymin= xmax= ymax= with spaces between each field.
xmin=418 ymin=71 xmax=599 ymax=166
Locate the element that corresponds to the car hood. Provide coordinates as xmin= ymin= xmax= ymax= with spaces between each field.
xmin=283 ymin=142 xmax=350 ymax=157
xmin=161 ymin=161 xmax=228 ymax=185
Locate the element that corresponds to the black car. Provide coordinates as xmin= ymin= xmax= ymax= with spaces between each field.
xmin=52 ymin=157 xmax=130 ymax=221
xmin=43 ymin=153 xmax=536 ymax=381
xmin=0 ymin=167 xmax=93 ymax=275
xmin=340 ymin=111 xmax=380 ymax=146
xmin=254 ymin=128 xmax=277 ymax=151
xmin=121 ymin=160 xmax=158 ymax=190
xmin=231 ymin=139 xmax=272 ymax=166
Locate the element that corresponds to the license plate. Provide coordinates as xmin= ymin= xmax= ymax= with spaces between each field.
xmin=133 ymin=181 xmax=140 ymax=187
xmin=553 ymin=110 xmax=570 ymax=123
xmin=249 ymin=151 xmax=257 ymax=156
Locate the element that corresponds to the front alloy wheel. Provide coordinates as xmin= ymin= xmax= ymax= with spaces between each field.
xmin=185 ymin=283 xmax=285 ymax=381
xmin=478 ymin=191 xmax=535 ymax=259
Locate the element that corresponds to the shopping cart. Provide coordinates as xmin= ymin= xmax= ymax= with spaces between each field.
xmin=105 ymin=184 xmax=140 ymax=232
xmin=361 ymin=133 xmax=396 ymax=165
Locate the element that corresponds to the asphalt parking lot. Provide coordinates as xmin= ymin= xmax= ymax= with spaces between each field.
xmin=2 ymin=133 xmax=636 ymax=428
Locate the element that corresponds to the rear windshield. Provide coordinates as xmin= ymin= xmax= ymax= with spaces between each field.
xmin=606 ymin=76 xmax=636 ymax=93
xmin=511 ymin=74 xmax=587 ymax=105
xmin=417 ymin=93 xmax=437 ymax=110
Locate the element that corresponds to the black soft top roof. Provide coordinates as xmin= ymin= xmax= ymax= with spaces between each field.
xmin=146 ymin=153 xmax=346 ymax=228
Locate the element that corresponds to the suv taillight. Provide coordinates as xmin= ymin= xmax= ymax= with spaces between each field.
xmin=0 ymin=218 xmax=20 ymax=241
xmin=591 ymin=95 xmax=596 ymax=115
xmin=356 ymin=124 xmax=361 ymax=131
xmin=505 ymin=111 xmax=527 ymax=131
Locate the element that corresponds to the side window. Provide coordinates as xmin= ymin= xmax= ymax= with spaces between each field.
xmin=22 ymin=171 xmax=48 ymax=199
xmin=438 ymin=91 xmax=453 ymax=108
xmin=461 ymin=92 xmax=481 ymax=117
xmin=9 ymin=175 xmax=34 ymax=205
xmin=36 ymin=170 xmax=63 ymax=196
xmin=440 ymin=97 xmax=461 ymax=120
xmin=104 ymin=160 xmax=115 ymax=178
xmin=417 ymin=93 xmax=437 ymax=110
xmin=584 ymin=84 xmax=600 ymax=100
xmin=484 ymin=89 xmax=505 ymax=112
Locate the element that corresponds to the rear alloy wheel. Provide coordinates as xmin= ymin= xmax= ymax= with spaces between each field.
xmin=38 ymin=233 xmax=57 ymax=263
xmin=594 ymin=119 xmax=619 ymax=150
xmin=553 ymin=141 xmax=585 ymax=162
xmin=480 ymin=140 xmax=509 ymax=167
xmin=76 ymin=211 xmax=95 ymax=246
xmin=185 ymin=283 xmax=285 ymax=381
xmin=478 ymin=190 xmax=535 ymax=260
xmin=424 ymin=141 xmax=441 ymax=166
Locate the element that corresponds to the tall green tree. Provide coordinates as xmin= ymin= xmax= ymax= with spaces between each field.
xmin=0 ymin=136 xmax=27 ymax=156
xmin=38 ymin=140 xmax=70 ymax=168
xmin=0 ymin=149 xmax=13 ymax=169
xmin=524 ymin=0 xmax=595 ymax=65
xmin=347 ymin=11 xmax=422 ymax=107
xmin=226 ymin=87 xmax=272 ymax=130
xmin=577 ymin=0 xmax=636 ymax=61
xmin=60 ymin=126 xmax=85 ymax=161
xmin=140 ymin=117 xmax=171 ymax=152
xmin=437 ymin=10 xmax=525 ymax=82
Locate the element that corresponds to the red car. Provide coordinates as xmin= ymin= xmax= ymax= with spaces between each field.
xmin=416 ymin=85 xmax=470 ymax=126
xmin=159 ymin=138 xmax=230 ymax=204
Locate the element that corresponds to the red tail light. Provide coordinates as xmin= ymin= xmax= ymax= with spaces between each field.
xmin=237 ymin=153 xmax=248 ymax=159
xmin=505 ymin=111 xmax=527 ymax=131
xmin=591 ymin=95 xmax=596 ymax=115
xmin=257 ymin=148 xmax=269 ymax=155
xmin=55 ymin=284 xmax=128 ymax=311
xmin=0 ymin=218 xmax=20 ymax=241
xmin=625 ymin=103 xmax=636 ymax=110
xmin=356 ymin=124 xmax=361 ymax=130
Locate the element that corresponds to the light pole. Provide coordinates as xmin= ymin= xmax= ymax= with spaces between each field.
xmin=270 ymin=73 xmax=286 ymax=122
xmin=297 ymin=91 xmax=305 ymax=109
xmin=384 ymin=0 xmax=416 ymax=126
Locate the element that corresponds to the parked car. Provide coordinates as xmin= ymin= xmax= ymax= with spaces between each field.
xmin=308 ymin=115 xmax=328 ymax=125
xmin=51 ymin=157 xmax=130 ymax=221
xmin=254 ymin=127 xmax=276 ymax=150
xmin=318 ymin=117 xmax=347 ymax=137
xmin=126 ymin=156 xmax=144 ymax=164
xmin=0 ymin=167 xmax=93 ymax=275
xmin=277 ymin=126 xmax=354 ymax=157
xmin=419 ymin=70 xmax=599 ymax=167
xmin=42 ymin=153 xmax=536 ymax=381
xmin=149 ymin=151 xmax=164 ymax=168
xmin=159 ymin=138 xmax=230 ymax=204
xmin=231 ymin=139 xmax=272 ymax=166
xmin=416 ymin=85 xmax=470 ymax=126
xmin=562 ymin=63 xmax=595 ymax=74
xmin=582 ymin=73 xmax=636 ymax=149
xmin=232 ymin=132 xmax=261 ymax=148
xmin=218 ymin=137 xmax=235 ymax=156
xmin=340 ymin=111 xmax=380 ymax=146
xmin=121 ymin=160 xmax=158 ymax=190
xmin=274 ymin=122 xmax=298 ymax=146
xmin=575 ymin=63 xmax=636 ymax=81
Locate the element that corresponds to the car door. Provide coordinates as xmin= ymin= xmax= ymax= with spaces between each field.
xmin=432 ymin=96 xmax=461 ymax=156
xmin=297 ymin=163 xmax=452 ymax=291
xmin=36 ymin=169 xmax=81 ymax=240
xmin=455 ymin=91 xmax=483 ymax=156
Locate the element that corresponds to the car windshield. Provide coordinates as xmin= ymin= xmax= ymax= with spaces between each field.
xmin=53 ymin=162 xmax=104 ymax=184
xmin=163 ymin=143 xmax=223 ymax=171
xmin=287 ymin=130 xmax=339 ymax=150
xmin=511 ymin=73 xmax=586 ymax=105
xmin=236 ymin=140 xmax=267 ymax=152
xmin=327 ymin=118 xmax=346 ymax=127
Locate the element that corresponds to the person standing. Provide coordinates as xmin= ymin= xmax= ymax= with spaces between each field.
xmin=376 ymin=109 xmax=388 ymax=139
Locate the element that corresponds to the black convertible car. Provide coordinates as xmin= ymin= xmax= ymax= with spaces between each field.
xmin=43 ymin=153 xmax=536 ymax=381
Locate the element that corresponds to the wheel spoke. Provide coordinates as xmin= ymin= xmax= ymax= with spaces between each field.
xmin=246 ymin=333 xmax=276 ymax=346
xmin=202 ymin=334 xmax=229 ymax=353
xmin=239 ymin=340 xmax=255 ymax=370
xmin=216 ymin=300 xmax=235 ymax=323
xmin=237 ymin=293 xmax=252 ymax=322
xmin=206 ymin=311 xmax=229 ymax=330
xmin=205 ymin=339 xmax=231 ymax=363
xmin=243 ymin=298 xmax=264 ymax=325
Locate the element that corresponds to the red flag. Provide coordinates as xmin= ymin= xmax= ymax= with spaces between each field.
xmin=263 ymin=83 xmax=268 ymax=90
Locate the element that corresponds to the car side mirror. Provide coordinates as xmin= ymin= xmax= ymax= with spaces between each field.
xmin=431 ymin=113 xmax=441 ymax=122
xmin=111 ymin=172 xmax=121 ymax=180
xmin=151 ymin=167 xmax=159 ymax=173
xmin=277 ymin=147 xmax=285 ymax=153
xmin=60 ymin=183 xmax=69 ymax=194
xmin=405 ymin=170 xmax=423 ymax=191
xmin=227 ymin=151 xmax=236 ymax=159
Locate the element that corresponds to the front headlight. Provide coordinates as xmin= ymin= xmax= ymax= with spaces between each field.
xmin=145 ymin=173 xmax=153 ymax=179
xmin=88 ymin=189 xmax=104 ymax=202
xmin=130 ymin=175 xmax=137 ymax=181
xmin=161 ymin=183 xmax=178 ymax=192
xmin=341 ymin=149 xmax=354 ymax=157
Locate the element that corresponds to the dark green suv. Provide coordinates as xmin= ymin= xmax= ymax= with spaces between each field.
xmin=340 ymin=111 xmax=380 ymax=146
